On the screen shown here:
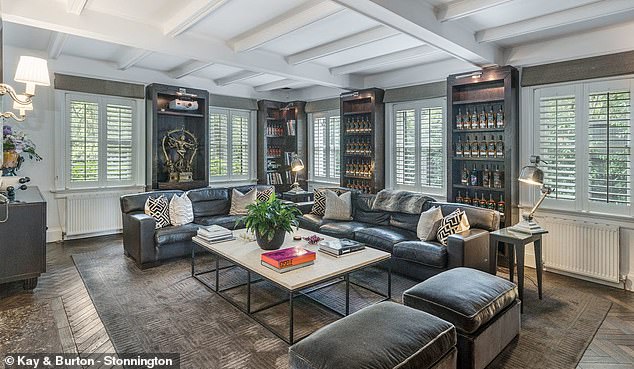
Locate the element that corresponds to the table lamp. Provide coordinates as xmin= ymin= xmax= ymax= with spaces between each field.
xmin=509 ymin=155 xmax=554 ymax=234
xmin=290 ymin=155 xmax=305 ymax=193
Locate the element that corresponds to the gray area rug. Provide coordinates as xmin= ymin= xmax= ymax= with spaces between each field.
xmin=73 ymin=244 xmax=611 ymax=369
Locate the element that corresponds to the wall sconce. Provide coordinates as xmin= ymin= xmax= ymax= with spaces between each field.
xmin=1 ymin=56 xmax=50 ymax=121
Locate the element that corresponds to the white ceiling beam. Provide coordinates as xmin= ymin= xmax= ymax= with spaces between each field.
xmin=229 ymin=1 xmax=344 ymax=52
xmin=2 ymin=0 xmax=359 ymax=89
xmin=476 ymin=0 xmax=630 ymax=43
xmin=435 ymin=0 xmax=512 ymax=22
xmin=363 ymin=57 xmax=471 ymax=88
xmin=163 ymin=0 xmax=229 ymax=37
xmin=333 ymin=0 xmax=502 ymax=66
xmin=67 ymin=0 xmax=88 ymax=15
xmin=168 ymin=60 xmax=214 ymax=79
xmin=331 ymin=45 xmax=439 ymax=74
xmin=286 ymin=26 xmax=398 ymax=65
xmin=117 ymin=49 xmax=152 ymax=71
xmin=47 ymin=32 xmax=68 ymax=59
xmin=254 ymin=79 xmax=303 ymax=92
xmin=215 ymin=71 xmax=263 ymax=86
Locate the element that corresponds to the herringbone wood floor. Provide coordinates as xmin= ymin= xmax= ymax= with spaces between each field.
xmin=1 ymin=235 xmax=633 ymax=368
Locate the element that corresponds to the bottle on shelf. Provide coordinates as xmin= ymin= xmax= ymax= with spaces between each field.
xmin=455 ymin=137 xmax=463 ymax=157
xmin=464 ymin=109 xmax=471 ymax=129
xmin=497 ymin=194 xmax=505 ymax=213
xmin=470 ymin=108 xmax=479 ymax=129
xmin=463 ymin=136 xmax=471 ymax=157
xmin=478 ymin=107 xmax=487 ymax=129
xmin=479 ymin=136 xmax=487 ymax=157
xmin=464 ymin=192 xmax=472 ymax=205
xmin=469 ymin=164 xmax=480 ymax=186
xmin=479 ymin=193 xmax=487 ymax=208
xmin=488 ymin=194 xmax=496 ymax=210
xmin=461 ymin=165 xmax=469 ymax=185
xmin=487 ymin=135 xmax=496 ymax=158
xmin=482 ymin=164 xmax=491 ymax=188
xmin=487 ymin=106 xmax=495 ymax=129
xmin=496 ymin=135 xmax=504 ymax=158
xmin=496 ymin=106 xmax=504 ymax=128
xmin=456 ymin=191 xmax=463 ymax=203
xmin=456 ymin=109 xmax=463 ymax=130
xmin=493 ymin=165 xmax=504 ymax=189
xmin=471 ymin=135 xmax=479 ymax=157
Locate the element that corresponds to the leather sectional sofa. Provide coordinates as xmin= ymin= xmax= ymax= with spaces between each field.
xmin=299 ymin=189 xmax=500 ymax=280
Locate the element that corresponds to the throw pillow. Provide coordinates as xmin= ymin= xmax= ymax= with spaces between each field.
xmin=311 ymin=188 xmax=347 ymax=216
xmin=323 ymin=190 xmax=353 ymax=221
xmin=416 ymin=206 xmax=444 ymax=241
xmin=144 ymin=195 xmax=170 ymax=229
xmin=256 ymin=187 xmax=274 ymax=202
xmin=169 ymin=193 xmax=194 ymax=226
xmin=436 ymin=209 xmax=470 ymax=246
xmin=229 ymin=188 xmax=257 ymax=215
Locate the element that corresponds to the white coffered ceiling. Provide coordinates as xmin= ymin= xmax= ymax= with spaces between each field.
xmin=2 ymin=0 xmax=634 ymax=98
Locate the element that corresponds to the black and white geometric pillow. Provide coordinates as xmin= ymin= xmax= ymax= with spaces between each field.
xmin=436 ymin=209 xmax=470 ymax=246
xmin=257 ymin=187 xmax=274 ymax=202
xmin=144 ymin=195 xmax=171 ymax=229
xmin=311 ymin=188 xmax=347 ymax=216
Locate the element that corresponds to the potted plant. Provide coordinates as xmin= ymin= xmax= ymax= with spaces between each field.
xmin=242 ymin=193 xmax=302 ymax=250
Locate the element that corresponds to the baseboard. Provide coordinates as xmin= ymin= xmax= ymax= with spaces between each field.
xmin=47 ymin=227 xmax=63 ymax=243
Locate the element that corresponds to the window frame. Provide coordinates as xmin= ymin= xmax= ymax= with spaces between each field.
xmin=208 ymin=106 xmax=256 ymax=183
xmin=308 ymin=109 xmax=341 ymax=185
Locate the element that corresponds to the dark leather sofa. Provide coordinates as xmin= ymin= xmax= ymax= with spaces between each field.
xmin=120 ymin=184 xmax=273 ymax=269
xmin=299 ymin=189 xmax=500 ymax=280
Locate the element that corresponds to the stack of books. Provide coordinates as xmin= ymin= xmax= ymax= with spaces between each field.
xmin=196 ymin=225 xmax=234 ymax=243
xmin=261 ymin=247 xmax=316 ymax=273
xmin=318 ymin=239 xmax=365 ymax=257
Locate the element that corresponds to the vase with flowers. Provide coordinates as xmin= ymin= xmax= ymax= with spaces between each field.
xmin=2 ymin=125 xmax=42 ymax=175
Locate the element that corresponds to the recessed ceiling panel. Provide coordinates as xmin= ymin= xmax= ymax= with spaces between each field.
xmin=192 ymin=64 xmax=246 ymax=80
xmin=134 ymin=52 xmax=191 ymax=71
xmin=239 ymin=74 xmax=286 ymax=86
xmin=3 ymin=23 xmax=52 ymax=51
xmin=63 ymin=35 xmax=126 ymax=62
xmin=87 ymin=0 xmax=182 ymax=25
xmin=314 ymin=34 xmax=424 ymax=67
xmin=355 ymin=53 xmax=451 ymax=75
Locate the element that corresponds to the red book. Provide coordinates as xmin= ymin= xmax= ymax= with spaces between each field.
xmin=261 ymin=247 xmax=316 ymax=269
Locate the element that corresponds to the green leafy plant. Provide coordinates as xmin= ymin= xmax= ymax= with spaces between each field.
xmin=242 ymin=193 xmax=301 ymax=241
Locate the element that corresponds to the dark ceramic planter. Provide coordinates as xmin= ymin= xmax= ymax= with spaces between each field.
xmin=256 ymin=229 xmax=286 ymax=250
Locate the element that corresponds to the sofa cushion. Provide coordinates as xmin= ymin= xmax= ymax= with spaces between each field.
xmin=154 ymin=223 xmax=199 ymax=246
xmin=354 ymin=226 xmax=416 ymax=253
xmin=187 ymin=188 xmax=230 ymax=217
xmin=194 ymin=215 xmax=244 ymax=229
xmin=393 ymin=241 xmax=447 ymax=269
xmin=389 ymin=212 xmax=421 ymax=231
xmin=289 ymin=301 xmax=456 ymax=369
xmin=403 ymin=267 xmax=518 ymax=334
xmin=319 ymin=221 xmax=371 ymax=239
xmin=298 ymin=214 xmax=332 ymax=232
xmin=352 ymin=193 xmax=390 ymax=225
xmin=372 ymin=189 xmax=435 ymax=214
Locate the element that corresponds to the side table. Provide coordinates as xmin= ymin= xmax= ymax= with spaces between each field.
xmin=282 ymin=190 xmax=314 ymax=203
xmin=489 ymin=228 xmax=547 ymax=312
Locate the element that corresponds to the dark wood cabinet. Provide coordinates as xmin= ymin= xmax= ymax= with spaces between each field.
xmin=257 ymin=100 xmax=307 ymax=193
xmin=146 ymin=84 xmax=209 ymax=190
xmin=0 ymin=187 xmax=46 ymax=290
xmin=340 ymin=88 xmax=385 ymax=194
xmin=446 ymin=66 xmax=519 ymax=227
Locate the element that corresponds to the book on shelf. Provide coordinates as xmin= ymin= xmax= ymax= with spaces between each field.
xmin=283 ymin=151 xmax=296 ymax=165
xmin=267 ymin=172 xmax=284 ymax=185
xmin=318 ymin=238 xmax=365 ymax=256
xmin=261 ymin=246 xmax=316 ymax=269
xmin=286 ymin=120 xmax=296 ymax=136
xmin=261 ymin=260 xmax=313 ymax=273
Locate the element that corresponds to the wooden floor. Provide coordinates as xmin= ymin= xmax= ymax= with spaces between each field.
xmin=1 ymin=235 xmax=633 ymax=368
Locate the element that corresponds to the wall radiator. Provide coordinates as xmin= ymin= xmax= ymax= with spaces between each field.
xmin=533 ymin=215 xmax=620 ymax=283
xmin=64 ymin=190 xmax=138 ymax=239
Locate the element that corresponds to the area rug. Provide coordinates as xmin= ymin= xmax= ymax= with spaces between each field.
xmin=73 ymin=244 xmax=611 ymax=369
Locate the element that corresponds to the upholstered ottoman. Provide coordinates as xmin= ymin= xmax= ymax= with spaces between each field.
xmin=403 ymin=267 xmax=520 ymax=369
xmin=289 ymin=302 xmax=457 ymax=369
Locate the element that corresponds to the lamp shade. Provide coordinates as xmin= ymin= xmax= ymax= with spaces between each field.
xmin=14 ymin=56 xmax=50 ymax=95
xmin=291 ymin=157 xmax=304 ymax=172
xmin=518 ymin=165 xmax=544 ymax=186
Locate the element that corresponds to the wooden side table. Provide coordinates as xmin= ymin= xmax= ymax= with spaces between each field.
xmin=489 ymin=228 xmax=547 ymax=312
xmin=282 ymin=191 xmax=314 ymax=203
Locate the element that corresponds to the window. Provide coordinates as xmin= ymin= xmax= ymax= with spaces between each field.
xmin=532 ymin=79 xmax=633 ymax=215
xmin=65 ymin=94 xmax=138 ymax=188
xmin=391 ymin=98 xmax=446 ymax=195
xmin=209 ymin=107 xmax=253 ymax=181
xmin=309 ymin=110 xmax=340 ymax=183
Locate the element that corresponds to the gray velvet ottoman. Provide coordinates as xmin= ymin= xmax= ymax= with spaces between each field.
xmin=289 ymin=301 xmax=457 ymax=369
xmin=403 ymin=267 xmax=520 ymax=369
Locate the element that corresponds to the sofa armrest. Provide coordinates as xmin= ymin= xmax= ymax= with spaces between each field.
xmin=295 ymin=201 xmax=314 ymax=214
xmin=446 ymin=229 xmax=491 ymax=273
xmin=123 ymin=213 xmax=157 ymax=267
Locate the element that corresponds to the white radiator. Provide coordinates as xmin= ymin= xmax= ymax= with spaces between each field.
xmin=533 ymin=215 xmax=620 ymax=283
xmin=64 ymin=190 xmax=139 ymax=239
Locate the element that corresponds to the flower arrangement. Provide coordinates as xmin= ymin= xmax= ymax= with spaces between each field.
xmin=2 ymin=125 xmax=42 ymax=161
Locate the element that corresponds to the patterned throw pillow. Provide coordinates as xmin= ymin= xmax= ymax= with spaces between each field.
xmin=436 ymin=209 xmax=470 ymax=246
xmin=311 ymin=188 xmax=347 ymax=216
xmin=257 ymin=187 xmax=274 ymax=202
xmin=144 ymin=195 xmax=171 ymax=229
xmin=229 ymin=188 xmax=257 ymax=215
xmin=169 ymin=193 xmax=194 ymax=226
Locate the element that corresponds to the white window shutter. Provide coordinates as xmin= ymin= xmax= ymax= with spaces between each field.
xmin=313 ymin=117 xmax=327 ymax=178
xmin=231 ymin=111 xmax=250 ymax=176
xmin=69 ymin=100 xmax=100 ymax=183
xmin=395 ymin=109 xmax=416 ymax=185
xmin=328 ymin=116 xmax=340 ymax=179
xmin=420 ymin=106 xmax=444 ymax=189
xmin=106 ymin=103 xmax=134 ymax=182
xmin=209 ymin=110 xmax=228 ymax=176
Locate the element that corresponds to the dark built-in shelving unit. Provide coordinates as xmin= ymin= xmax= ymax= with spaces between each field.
xmin=340 ymin=88 xmax=385 ymax=194
xmin=446 ymin=66 xmax=519 ymax=227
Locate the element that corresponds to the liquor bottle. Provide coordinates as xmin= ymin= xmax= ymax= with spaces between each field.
xmin=479 ymin=107 xmax=487 ymax=129
xmin=497 ymin=194 xmax=505 ymax=213
xmin=488 ymin=194 xmax=496 ymax=210
xmin=456 ymin=109 xmax=463 ymax=130
xmin=464 ymin=192 xmax=472 ymax=205
xmin=456 ymin=191 xmax=463 ymax=203
xmin=464 ymin=109 xmax=471 ymax=129
xmin=461 ymin=165 xmax=469 ymax=185
xmin=482 ymin=164 xmax=491 ymax=188
xmin=496 ymin=135 xmax=504 ymax=158
xmin=487 ymin=106 xmax=495 ymax=128
xmin=470 ymin=108 xmax=479 ymax=129
xmin=480 ymin=193 xmax=487 ymax=208
xmin=471 ymin=135 xmax=479 ymax=157
xmin=479 ymin=137 xmax=487 ymax=157
xmin=470 ymin=164 xmax=480 ymax=186
xmin=496 ymin=106 xmax=504 ymax=128
xmin=493 ymin=165 xmax=504 ymax=188
xmin=487 ymin=135 xmax=496 ymax=158
xmin=455 ymin=137 xmax=463 ymax=157
xmin=463 ymin=136 xmax=471 ymax=157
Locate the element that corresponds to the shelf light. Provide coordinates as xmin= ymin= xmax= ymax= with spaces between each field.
xmin=455 ymin=71 xmax=483 ymax=80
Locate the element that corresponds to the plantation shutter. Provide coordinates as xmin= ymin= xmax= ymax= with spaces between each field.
xmin=395 ymin=109 xmax=416 ymax=185
xmin=420 ymin=106 xmax=444 ymax=188
xmin=313 ymin=117 xmax=327 ymax=178
xmin=209 ymin=110 xmax=228 ymax=176
xmin=69 ymin=100 xmax=100 ymax=182
xmin=587 ymin=90 xmax=631 ymax=205
xmin=538 ymin=95 xmax=576 ymax=200
xmin=328 ymin=116 xmax=340 ymax=179
xmin=106 ymin=103 xmax=134 ymax=182
xmin=231 ymin=111 xmax=250 ymax=177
